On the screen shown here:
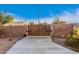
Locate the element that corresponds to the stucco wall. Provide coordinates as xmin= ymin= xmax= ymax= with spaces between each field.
xmin=0 ymin=26 xmax=27 ymax=38
xmin=0 ymin=24 xmax=74 ymax=38
xmin=50 ymin=24 xmax=73 ymax=38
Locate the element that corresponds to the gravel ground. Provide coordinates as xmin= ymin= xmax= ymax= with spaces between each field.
xmin=0 ymin=37 xmax=21 ymax=54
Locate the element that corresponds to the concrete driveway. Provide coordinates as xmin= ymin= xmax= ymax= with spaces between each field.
xmin=7 ymin=36 xmax=77 ymax=54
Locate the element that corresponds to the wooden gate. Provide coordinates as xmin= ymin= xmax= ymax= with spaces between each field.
xmin=28 ymin=25 xmax=50 ymax=36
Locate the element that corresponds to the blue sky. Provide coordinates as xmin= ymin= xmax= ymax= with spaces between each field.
xmin=0 ymin=4 xmax=79 ymax=23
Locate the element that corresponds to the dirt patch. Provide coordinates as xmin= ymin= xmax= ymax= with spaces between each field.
xmin=0 ymin=37 xmax=22 ymax=54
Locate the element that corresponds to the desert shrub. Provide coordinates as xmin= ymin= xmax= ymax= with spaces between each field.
xmin=66 ymin=35 xmax=79 ymax=46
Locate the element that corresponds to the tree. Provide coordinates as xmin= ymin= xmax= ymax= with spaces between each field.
xmin=0 ymin=12 xmax=14 ymax=26
xmin=3 ymin=15 xmax=14 ymax=24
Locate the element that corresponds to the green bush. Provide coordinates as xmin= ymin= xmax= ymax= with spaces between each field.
xmin=66 ymin=35 xmax=79 ymax=46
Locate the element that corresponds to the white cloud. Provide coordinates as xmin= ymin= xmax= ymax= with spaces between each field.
xmin=6 ymin=12 xmax=54 ymax=24
xmin=29 ymin=8 xmax=79 ymax=24
xmin=7 ymin=9 xmax=79 ymax=24
xmin=27 ymin=17 xmax=54 ymax=24
xmin=59 ymin=9 xmax=79 ymax=23
xmin=38 ymin=17 xmax=54 ymax=24
xmin=25 ymin=18 xmax=53 ymax=24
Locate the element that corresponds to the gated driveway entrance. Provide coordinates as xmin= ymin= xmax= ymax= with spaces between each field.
xmin=28 ymin=25 xmax=50 ymax=36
